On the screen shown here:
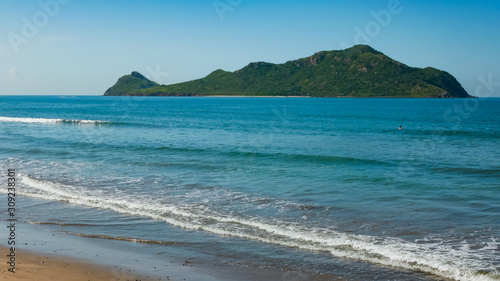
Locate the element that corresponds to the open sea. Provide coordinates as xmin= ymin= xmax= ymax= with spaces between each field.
xmin=0 ymin=96 xmax=499 ymax=281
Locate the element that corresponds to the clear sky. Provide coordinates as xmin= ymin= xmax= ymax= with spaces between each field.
xmin=1 ymin=0 xmax=499 ymax=96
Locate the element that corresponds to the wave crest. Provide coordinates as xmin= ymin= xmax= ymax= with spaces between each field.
xmin=0 ymin=116 xmax=108 ymax=125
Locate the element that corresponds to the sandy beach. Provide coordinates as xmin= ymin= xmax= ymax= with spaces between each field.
xmin=0 ymin=223 xmax=310 ymax=281
xmin=0 ymin=245 xmax=341 ymax=281
xmin=0 ymin=246 xmax=160 ymax=281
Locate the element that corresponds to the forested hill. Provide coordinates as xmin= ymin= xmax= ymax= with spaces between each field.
xmin=104 ymin=45 xmax=471 ymax=98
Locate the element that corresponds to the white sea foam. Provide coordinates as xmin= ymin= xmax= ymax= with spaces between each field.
xmin=12 ymin=175 xmax=500 ymax=281
xmin=0 ymin=116 xmax=108 ymax=125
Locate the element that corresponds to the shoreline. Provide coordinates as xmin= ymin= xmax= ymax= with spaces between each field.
xmin=1 ymin=246 xmax=159 ymax=281
xmin=0 ymin=94 xmax=488 ymax=98
xmin=1 ymin=222 xmax=337 ymax=281
xmin=0 ymin=244 xmax=342 ymax=281
xmin=0 ymin=222 xmax=223 ymax=281
xmin=102 ymin=94 xmax=478 ymax=98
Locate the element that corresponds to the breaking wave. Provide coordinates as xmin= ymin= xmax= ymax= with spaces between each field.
xmin=7 ymin=175 xmax=499 ymax=281
xmin=0 ymin=116 xmax=108 ymax=125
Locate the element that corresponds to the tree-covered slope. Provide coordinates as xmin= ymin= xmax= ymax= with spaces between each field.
xmin=104 ymin=45 xmax=471 ymax=98
xmin=104 ymin=71 xmax=158 ymax=96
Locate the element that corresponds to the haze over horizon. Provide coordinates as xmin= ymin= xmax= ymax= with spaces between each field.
xmin=1 ymin=0 xmax=499 ymax=97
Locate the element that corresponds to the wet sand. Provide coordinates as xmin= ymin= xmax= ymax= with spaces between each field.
xmin=0 ymin=223 xmax=342 ymax=281
xmin=0 ymin=245 xmax=342 ymax=281
xmin=1 ymin=246 xmax=160 ymax=281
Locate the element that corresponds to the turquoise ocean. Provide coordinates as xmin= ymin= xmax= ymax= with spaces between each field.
xmin=0 ymin=96 xmax=499 ymax=281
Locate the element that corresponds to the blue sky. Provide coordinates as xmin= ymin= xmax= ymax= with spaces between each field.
xmin=1 ymin=0 xmax=499 ymax=96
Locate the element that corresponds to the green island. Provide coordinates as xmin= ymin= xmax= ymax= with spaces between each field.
xmin=104 ymin=45 xmax=472 ymax=98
